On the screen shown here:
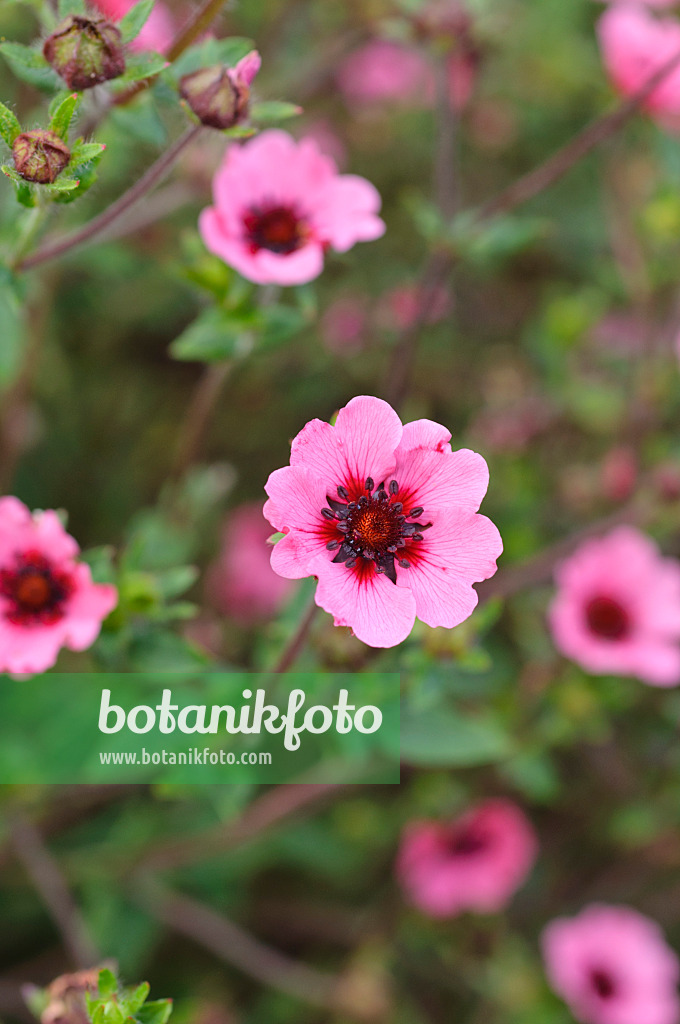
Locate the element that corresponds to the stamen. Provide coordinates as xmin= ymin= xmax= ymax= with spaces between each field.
xmin=326 ymin=540 xmax=340 ymax=550
xmin=365 ymin=477 xmax=374 ymax=492
xmin=337 ymin=485 xmax=349 ymax=500
xmin=408 ymin=507 xmax=424 ymax=518
xmin=398 ymin=559 xmax=411 ymax=568
xmin=389 ymin=480 xmax=399 ymax=494
xmin=321 ymin=508 xmax=335 ymax=520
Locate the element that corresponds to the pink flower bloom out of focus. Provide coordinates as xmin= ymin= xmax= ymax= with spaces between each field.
xmin=396 ymin=800 xmax=538 ymax=917
xmin=549 ymin=527 xmax=680 ymax=686
xmin=597 ymin=6 xmax=680 ymax=131
xmin=207 ymin=503 xmax=293 ymax=624
xmin=199 ymin=130 xmax=385 ymax=286
xmin=92 ymin=0 xmax=175 ymax=52
xmin=337 ymin=40 xmax=431 ymax=107
xmin=543 ymin=904 xmax=680 ymax=1024
xmin=0 ymin=497 xmax=117 ymax=674
xmin=264 ymin=396 xmax=502 ymax=648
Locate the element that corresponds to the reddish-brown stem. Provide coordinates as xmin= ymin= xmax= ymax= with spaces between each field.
xmin=273 ymin=596 xmax=319 ymax=674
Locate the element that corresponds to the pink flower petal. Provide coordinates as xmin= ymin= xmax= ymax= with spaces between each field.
xmin=314 ymin=561 xmax=417 ymax=647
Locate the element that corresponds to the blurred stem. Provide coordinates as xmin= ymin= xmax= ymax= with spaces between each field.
xmin=136 ymin=782 xmax=345 ymax=872
xmin=171 ymin=361 xmax=233 ymax=479
xmin=8 ymin=201 xmax=51 ymax=272
xmin=273 ymin=595 xmax=318 ymax=673
xmin=133 ymin=876 xmax=345 ymax=1012
xmin=9 ymin=812 xmax=99 ymax=968
xmin=19 ymin=125 xmax=203 ymax=272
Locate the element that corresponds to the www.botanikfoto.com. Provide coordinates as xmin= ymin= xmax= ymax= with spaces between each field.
xmin=99 ymin=748 xmax=273 ymax=766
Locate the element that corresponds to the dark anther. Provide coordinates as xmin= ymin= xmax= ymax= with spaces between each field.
xmin=337 ymin=485 xmax=349 ymax=499
xmin=346 ymin=558 xmax=357 ymax=568
xmin=389 ymin=480 xmax=399 ymax=494
xmin=392 ymin=502 xmax=403 ymax=512
xmin=408 ymin=507 xmax=424 ymax=518
xmin=321 ymin=508 xmax=335 ymax=520
xmin=365 ymin=477 xmax=374 ymax=491
xmin=413 ymin=533 xmax=423 ymax=542
xmin=376 ymin=489 xmax=387 ymax=501
xmin=398 ymin=559 xmax=411 ymax=568
xmin=337 ymin=521 xmax=349 ymax=533
xmin=358 ymin=495 xmax=368 ymax=505
xmin=326 ymin=540 xmax=340 ymax=550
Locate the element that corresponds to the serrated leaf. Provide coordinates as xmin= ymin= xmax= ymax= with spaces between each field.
xmin=116 ymin=51 xmax=168 ymax=84
xmin=53 ymin=162 xmax=99 ymax=203
xmin=48 ymin=89 xmax=73 ymax=118
xmin=250 ymin=100 xmax=302 ymax=124
xmin=1 ymin=164 xmax=35 ymax=206
xmin=119 ymin=0 xmax=155 ymax=43
xmin=0 ymin=102 xmax=21 ymax=146
xmin=49 ymin=92 xmax=79 ymax=139
xmin=98 ymin=970 xmax=118 ymax=997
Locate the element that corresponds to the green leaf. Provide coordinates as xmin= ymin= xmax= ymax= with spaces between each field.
xmin=119 ymin=0 xmax=155 ymax=44
xmin=44 ymin=176 xmax=82 ymax=195
xmin=400 ymin=706 xmax=513 ymax=767
xmin=0 ymin=42 xmax=55 ymax=89
xmin=58 ymin=0 xmax=86 ymax=15
xmin=53 ymin=161 xmax=99 ymax=203
xmin=49 ymin=91 xmax=79 ymax=139
xmin=69 ymin=141 xmax=106 ymax=166
xmin=258 ymin=303 xmax=306 ymax=347
xmin=0 ymin=269 xmax=25 ymax=388
xmin=170 ymin=36 xmax=255 ymax=78
xmin=0 ymin=102 xmax=21 ymax=146
xmin=98 ymin=969 xmax=118 ymax=998
xmin=127 ymin=983 xmax=151 ymax=1015
xmin=1 ymin=165 xmax=35 ymax=206
xmin=116 ymin=51 xmax=168 ymax=84
xmin=169 ymin=307 xmax=256 ymax=362
xmin=250 ymin=100 xmax=302 ymax=124
xmin=135 ymin=1000 xmax=173 ymax=1024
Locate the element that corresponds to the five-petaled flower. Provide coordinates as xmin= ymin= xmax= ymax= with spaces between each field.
xmin=549 ymin=527 xmax=680 ymax=686
xmin=263 ymin=396 xmax=502 ymax=648
xmin=0 ymin=497 xmax=117 ymax=674
xmin=396 ymin=799 xmax=538 ymax=917
xmin=543 ymin=904 xmax=680 ymax=1024
xmin=199 ymin=130 xmax=386 ymax=286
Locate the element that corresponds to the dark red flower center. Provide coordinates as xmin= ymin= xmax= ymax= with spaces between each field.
xmin=445 ymin=824 xmax=490 ymax=858
xmin=590 ymin=968 xmax=617 ymax=1001
xmin=321 ymin=478 xmax=431 ymax=584
xmin=585 ymin=595 xmax=631 ymax=641
xmin=0 ymin=550 xmax=75 ymax=626
xmin=243 ymin=204 xmax=309 ymax=255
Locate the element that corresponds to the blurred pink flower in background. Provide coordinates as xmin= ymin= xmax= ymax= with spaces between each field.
xmin=543 ymin=904 xmax=680 ymax=1024
xmin=337 ymin=40 xmax=431 ymax=108
xmin=0 ymin=497 xmax=117 ymax=674
xmin=396 ymin=799 xmax=538 ymax=917
xmin=264 ymin=396 xmax=502 ymax=648
xmin=207 ymin=503 xmax=293 ymax=624
xmin=299 ymin=120 xmax=348 ymax=168
xmin=321 ymin=296 xmax=367 ymax=354
xmin=549 ymin=527 xmax=680 ymax=686
xmin=597 ymin=6 xmax=680 ymax=131
xmin=378 ymin=282 xmax=452 ymax=331
xmin=601 ymin=447 xmax=637 ymax=503
xmin=200 ymin=130 xmax=385 ymax=285
xmin=92 ymin=0 xmax=175 ymax=52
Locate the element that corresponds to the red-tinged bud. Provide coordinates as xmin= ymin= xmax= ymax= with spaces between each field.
xmin=12 ymin=130 xmax=71 ymax=184
xmin=179 ymin=50 xmax=261 ymax=130
xmin=43 ymin=15 xmax=125 ymax=91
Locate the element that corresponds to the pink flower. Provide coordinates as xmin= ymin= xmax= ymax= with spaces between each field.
xmin=548 ymin=527 xmax=680 ymax=686
xmin=92 ymin=0 xmax=175 ymax=52
xmin=337 ymin=40 xmax=431 ymax=108
xmin=199 ymin=130 xmax=385 ymax=286
xmin=543 ymin=905 xmax=680 ymax=1024
xmin=321 ymin=296 xmax=367 ymax=354
xmin=396 ymin=800 xmax=538 ymax=917
xmin=206 ymin=503 xmax=293 ymax=623
xmin=263 ymin=396 xmax=502 ymax=648
xmin=597 ymin=6 xmax=680 ymax=130
xmin=378 ymin=282 xmax=452 ymax=331
xmin=0 ymin=497 xmax=117 ymax=674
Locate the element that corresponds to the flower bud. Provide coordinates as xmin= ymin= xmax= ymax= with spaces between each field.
xmin=179 ymin=50 xmax=261 ymax=130
xmin=43 ymin=15 xmax=125 ymax=91
xmin=12 ymin=130 xmax=71 ymax=184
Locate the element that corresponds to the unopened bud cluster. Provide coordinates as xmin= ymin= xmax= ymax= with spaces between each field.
xmin=12 ymin=130 xmax=71 ymax=183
